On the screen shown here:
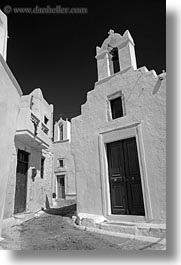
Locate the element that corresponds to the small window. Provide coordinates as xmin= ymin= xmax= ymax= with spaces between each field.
xmin=44 ymin=116 xmax=49 ymax=125
xmin=110 ymin=97 xmax=123 ymax=119
xmin=30 ymin=96 xmax=34 ymax=110
xmin=59 ymin=124 xmax=63 ymax=141
xmin=58 ymin=158 xmax=64 ymax=168
xmin=110 ymin=47 xmax=120 ymax=74
xmin=41 ymin=157 xmax=45 ymax=178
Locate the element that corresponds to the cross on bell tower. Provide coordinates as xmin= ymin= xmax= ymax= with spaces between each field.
xmin=95 ymin=30 xmax=137 ymax=81
xmin=108 ymin=29 xmax=114 ymax=35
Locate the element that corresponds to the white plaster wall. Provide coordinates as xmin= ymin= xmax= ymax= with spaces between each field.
xmin=0 ymin=55 xmax=22 ymax=235
xmin=16 ymin=88 xmax=53 ymax=144
xmin=66 ymin=121 xmax=71 ymax=141
xmin=71 ymin=67 xmax=166 ymax=221
xmin=42 ymin=149 xmax=54 ymax=208
xmin=4 ymin=139 xmax=53 ymax=218
xmin=118 ymin=43 xmax=135 ymax=70
xmin=54 ymin=122 xmax=59 ymax=141
xmin=0 ymin=10 xmax=7 ymax=61
xmin=27 ymin=146 xmax=53 ymax=212
xmin=3 ymin=87 xmax=54 ymax=219
xmin=3 ymin=142 xmax=17 ymax=219
xmin=96 ymin=53 xmax=110 ymax=81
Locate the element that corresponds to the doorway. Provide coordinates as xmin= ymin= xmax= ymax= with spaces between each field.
xmin=14 ymin=149 xmax=29 ymax=214
xmin=107 ymin=137 xmax=145 ymax=216
xmin=57 ymin=175 xmax=65 ymax=199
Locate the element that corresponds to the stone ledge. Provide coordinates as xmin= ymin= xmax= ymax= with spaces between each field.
xmin=98 ymin=222 xmax=166 ymax=239
xmin=73 ymin=223 xmax=166 ymax=246
xmin=73 ymin=215 xmax=166 ymax=240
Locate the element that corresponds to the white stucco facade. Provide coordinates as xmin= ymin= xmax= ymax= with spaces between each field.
xmin=3 ymin=88 xmax=54 ymax=219
xmin=0 ymin=12 xmax=23 ymax=238
xmin=0 ymin=50 xmax=22 ymax=240
xmin=0 ymin=10 xmax=7 ymax=61
xmin=71 ymin=30 xmax=166 ymax=224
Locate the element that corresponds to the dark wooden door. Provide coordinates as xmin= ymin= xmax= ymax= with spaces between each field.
xmin=14 ymin=150 xmax=29 ymax=214
xmin=57 ymin=175 xmax=65 ymax=199
xmin=107 ymin=137 xmax=145 ymax=216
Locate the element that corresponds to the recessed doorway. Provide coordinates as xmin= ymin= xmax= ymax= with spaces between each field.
xmin=107 ymin=137 xmax=145 ymax=216
xmin=14 ymin=149 xmax=29 ymax=214
xmin=57 ymin=175 xmax=65 ymax=199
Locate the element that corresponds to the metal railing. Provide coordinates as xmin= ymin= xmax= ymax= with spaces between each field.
xmin=41 ymin=123 xmax=49 ymax=135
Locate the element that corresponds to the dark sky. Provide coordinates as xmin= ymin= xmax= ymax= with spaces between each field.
xmin=0 ymin=0 xmax=166 ymax=121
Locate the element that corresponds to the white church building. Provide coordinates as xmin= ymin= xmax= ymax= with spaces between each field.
xmin=71 ymin=29 xmax=166 ymax=226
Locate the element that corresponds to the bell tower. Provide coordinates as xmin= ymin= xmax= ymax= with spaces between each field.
xmin=0 ymin=10 xmax=8 ymax=61
xmin=95 ymin=29 xmax=137 ymax=81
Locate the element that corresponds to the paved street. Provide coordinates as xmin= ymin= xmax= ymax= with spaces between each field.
xmin=0 ymin=204 xmax=166 ymax=251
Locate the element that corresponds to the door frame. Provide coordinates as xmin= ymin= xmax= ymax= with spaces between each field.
xmin=55 ymin=173 xmax=67 ymax=199
xmin=98 ymin=122 xmax=152 ymax=221
xmin=14 ymin=149 xmax=29 ymax=214
xmin=56 ymin=174 xmax=66 ymax=199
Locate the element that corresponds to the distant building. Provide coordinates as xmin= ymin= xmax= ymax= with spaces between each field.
xmin=53 ymin=117 xmax=76 ymax=204
xmin=71 ymin=30 xmax=166 ymax=225
xmin=3 ymin=88 xmax=54 ymax=218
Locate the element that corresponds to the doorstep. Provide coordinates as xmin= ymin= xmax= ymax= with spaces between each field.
xmin=13 ymin=211 xmax=35 ymax=222
xmin=3 ymin=210 xmax=43 ymax=228
xmin=77 ymin=215 xmax=166 ymax=241
xmin=96 ymin=221 xmax=166 ymax=239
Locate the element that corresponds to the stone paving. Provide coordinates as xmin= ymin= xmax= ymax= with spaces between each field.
xmin=0 ymin=204 xmax=166 ymax=251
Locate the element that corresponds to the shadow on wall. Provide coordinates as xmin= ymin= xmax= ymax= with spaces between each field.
xmin=42 ymin=203 xmax=76 ymax=218
xmin=45 ymin=194 xmax=50 ymax=209
xmin=28 ymin=153 xmax=41 ymax=182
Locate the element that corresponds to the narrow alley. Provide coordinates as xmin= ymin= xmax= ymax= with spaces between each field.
xmin=0 ymin=203 xmax=166 ymax=251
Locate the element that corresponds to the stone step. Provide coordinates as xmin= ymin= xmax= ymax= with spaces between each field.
xmin=1 ymin=212 xmax=36 ymax=237
xmin=96 ymin=221 xmax=166 ymax=239
xmin=13 ymin=212 xmax=35 ymax=221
